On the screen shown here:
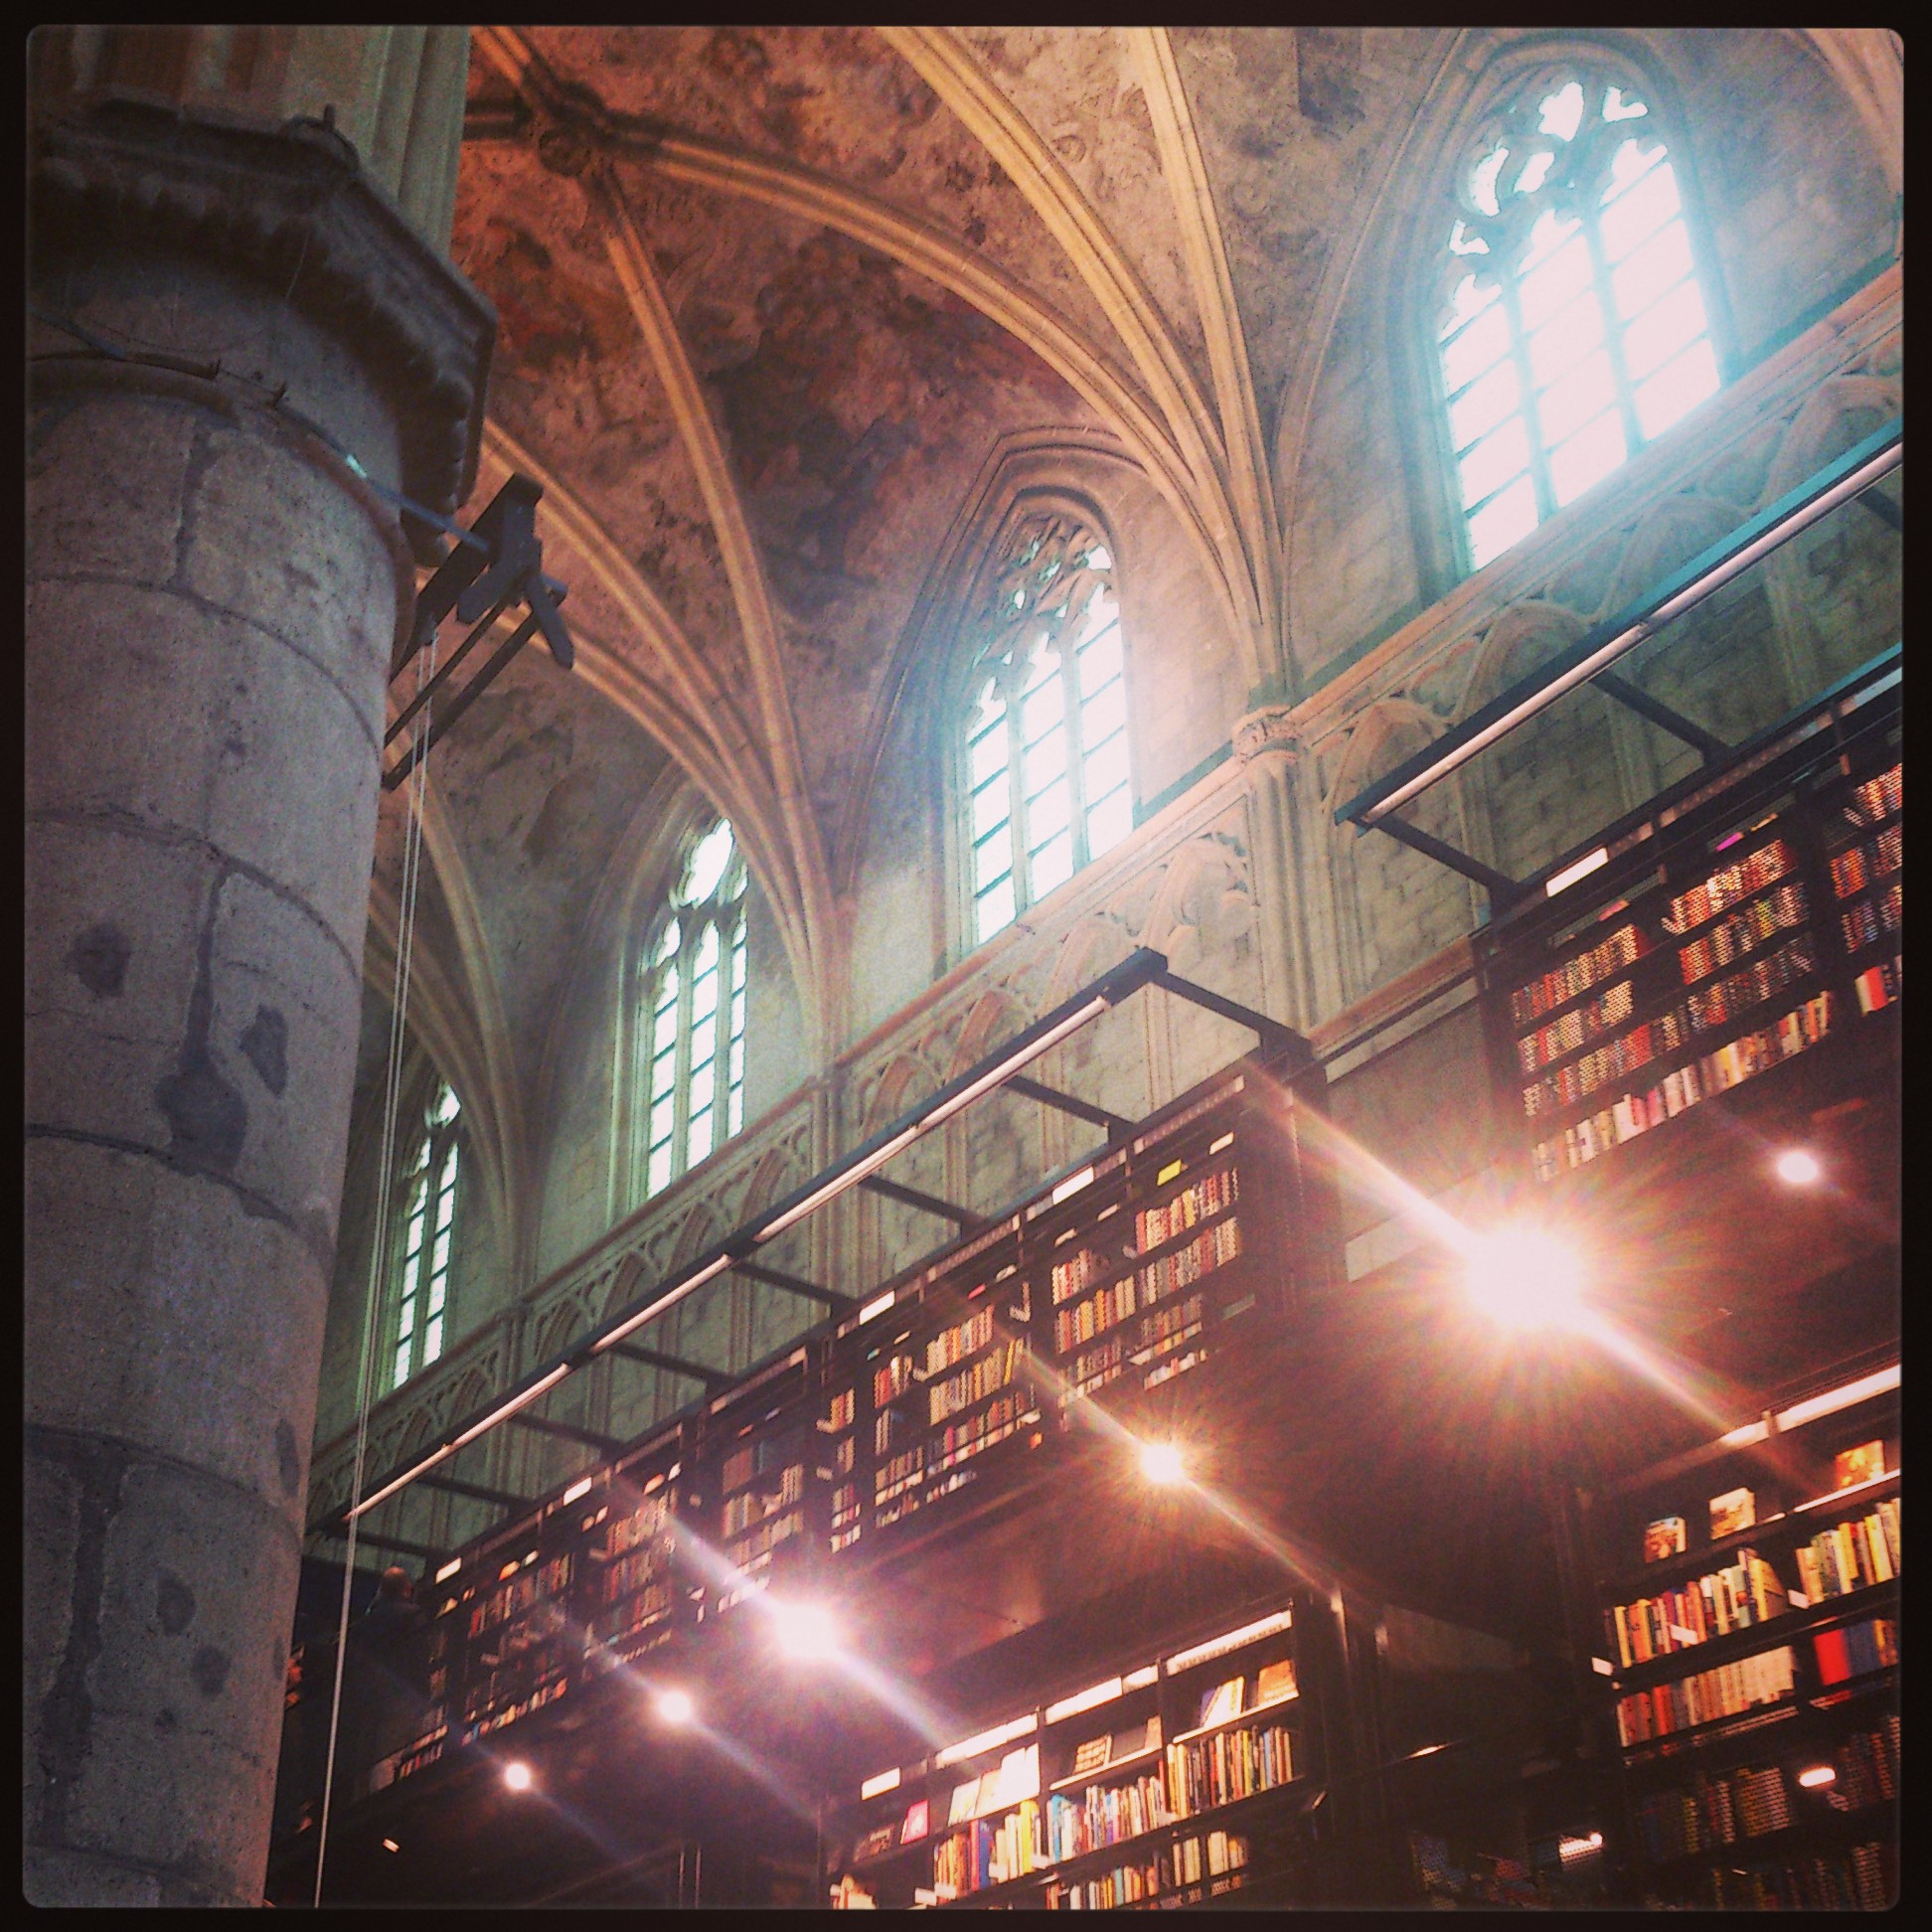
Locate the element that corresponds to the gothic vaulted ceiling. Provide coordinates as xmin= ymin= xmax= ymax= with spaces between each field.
xmin=364 ymin=26 xmax=1889 ymax=1239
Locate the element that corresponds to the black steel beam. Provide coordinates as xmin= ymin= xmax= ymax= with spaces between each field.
xmin=859 ymin=1175 xmax=986 ymax=1229
xmin=606 ymin=1341 xmax=731 ymax=1387
xmin=1151 ymin=969 xmax=1304 ymax=1058
xmin=1858 ymin=487 xmax=1902 ymax=532
xmin=1595 ymin=671 xmax=1732 ymax=761
xmin=1370 ymin=812 xmax=1524 ymax=904
xmin=417 ymin=1474 xmax=532 ymax=1512
xmin=1004 ymin=1073 xmax=1136 ymax=1138
xmin=508 ymin=1412 xmax=623 ymax=1454
xmin=1335 ymin=415 xmax=1902 ymax=830
xmin=730 ymin=1258 xmax=853 ymax=1310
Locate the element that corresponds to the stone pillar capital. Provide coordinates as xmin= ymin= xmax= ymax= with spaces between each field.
xmin=1233 ymin=705 xmax=1304 ymax=766
xmin=31 ymin=90 xmax=494 ymax=545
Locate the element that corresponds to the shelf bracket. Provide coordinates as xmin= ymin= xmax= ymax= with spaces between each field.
xmin=416 ymin=1474 xmax=533 ymax=1512
xmin=1360 ymin=811 xmax=1524 ymax=907
xmin=858 ymin=1175 xmax=987 ymax=1230
xmin=507 ymin=1412 xmax=623 ymax=1454
xmin=605 ymin=1341 xmax=732 ymax=1388
xmin=1004 ymin=1073 xmax=1136 ymax=1140
xmin=1594 ymin=671 xmax=1732 ymax=763
xmin=730 ymin=1258 xmax=855 ymax=1310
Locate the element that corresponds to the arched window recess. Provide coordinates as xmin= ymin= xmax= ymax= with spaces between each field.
xmin=391 ymin=1078 xmax=462 ymax=1391
xmin=1437 ymin=65 xmax=1723 ymax=569
xmin=962 ymin=510 xmax=1134 ymax=949
xmin=637 ymin=819 xmax=749 ymax=1202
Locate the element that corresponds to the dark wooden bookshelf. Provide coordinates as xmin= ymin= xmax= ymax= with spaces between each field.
xmin=1568 ymin=1354 xmax=1899 ymax=1906
xmin=1473 ymin=674 xmax=1900 ymax=1187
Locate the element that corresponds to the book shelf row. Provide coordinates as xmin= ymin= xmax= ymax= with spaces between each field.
xmin=1576 ymin=1356 xmax=1899 ymax=1908
xmin=1631 ymin=1711 xmax=1897 ymax=1866
xmin=1480 ymin=738 xmax=1902 ymax=1183
xmin=385 ymin=1050 xmax=1329 ymax=1766
xmin=828 ymin=1601 xmax=1310 ymax=1910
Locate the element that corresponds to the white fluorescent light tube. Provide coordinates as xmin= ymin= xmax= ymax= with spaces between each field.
xmin=348 ymin=1442 xmax=456 ymax=1519
xmin=859 ymin=1290 xmax=896 ymax=1324
xmin=449 ymin=1366 xmax=570 ymax=1450
xmin=562 ymin=1477 xmax=593 ymax=1506
xmin=756 ymin=1127 xmax=923 ymax=1242
xmin=435 ymin=1558 xmax=462 ymax=1584
xmin=919 ymin=1001 xmax=1109 ymax=1133
xmin=1122 ymin=1664 xmax=1159 ymax=1690
xmin=1363 ymin=441 xmax=1902 ymax=828
xmin=935 ymin=1711 xmax=1037 ymax=1767
xmin=1545 ymin=847 xmax=1610 ymax=897
xmin=1776 ymin=1364 xmax=1898 ymax=1431
xmin=860 ymin=1768 xmax=901 ymax=1800
xmin=1051 ymin=1167 xmax=1095 ymax=1205
xmin=593 ymin=1253 xmax=734 ymax=1353
xmin=1718 ymin=1420 xmax=1770 ymax=1449
xmin=1165 ymin=1609 xmax=1294 ymax=1674
xmin=1045 ymin=1676 xmax=1123 ymax=1723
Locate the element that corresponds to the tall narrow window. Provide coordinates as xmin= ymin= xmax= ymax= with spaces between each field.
xmin=1437 ymin=69 xmax=1721 ymax=569
xmin=965 ymin=514 xmax=1133 ymax=947
xmin=392 ymin=1080 xmax=461 ymax=1391
xmin=638 ymin=820 xmax=749 ymax=1200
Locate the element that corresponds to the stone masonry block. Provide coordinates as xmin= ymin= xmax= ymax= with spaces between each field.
xmin=38 ymin=1449 xmax=298 ymax=1903
xmin=181 ymin=419 xmax=400 ymax=701
xmin=25 ymin=1136 xmax=329 ymax=1530
xmin=27 ymin=388 xmax=194 ymax=588
xmin=27 ymin=578 xmax=385 ymax=964
xmin=26 ymin=819 xmax=364 ymax=1230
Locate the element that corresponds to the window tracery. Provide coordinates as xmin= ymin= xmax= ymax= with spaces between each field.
xmin=638 ymin=820 xmax=749 ymax=1199
xmin=391 ymin=1079 xmax=461 ymax=1391
xmin=1437 ymin=66 xmax=1722 ymax=568
xmin=963 ymin=513 xmax=1133 ymax=947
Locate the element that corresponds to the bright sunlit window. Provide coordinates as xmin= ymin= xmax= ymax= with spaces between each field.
xmin=639 ymin=820 xmax=748 ymax=1200
xmin=392 ymin=1080 xmax=461 ymax=1390
xmin=964 ymin=514 xmax=1133 ymax=948
xmin=1437 ymin=70 xmax=1722 ymax=569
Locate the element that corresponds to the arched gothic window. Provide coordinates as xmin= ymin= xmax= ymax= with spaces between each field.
xmin=963 ymin=513 xmax=1132 ymax=947
xmin=392 ymin=1080 xmax=461 ymax=1391
xmin=638 ymin=820 xmax=748 ymax=1199
xmin=1436 ymin=67 xmax=1722 ymax=569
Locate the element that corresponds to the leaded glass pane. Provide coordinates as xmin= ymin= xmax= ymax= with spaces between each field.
xmin=1082 ymin=729 xmax=1130 ymax=804
xmin=976 ymin=875 xmax=1017 ymax=942
xmin=1632 ymin=338 xmax=1720 ymax=440
xmin=1467 ymin=475 xmax=1539 ymax=567
xmin=1548 ymin=410 xmax=1629 ymax=507
xmin=1459 ymin=417 xmax=1530 ymax=510
xmin=1622 ymin=278 xmax=1706 ymax=382
xmin=1086 ymin=785 xmax=1133 ymax=857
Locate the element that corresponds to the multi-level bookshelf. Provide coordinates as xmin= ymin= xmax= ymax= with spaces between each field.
xmin=358 ymin=1043 xmax=1332 ymax=1800
xmin=815 ymin=1051 xmax=1326 ymax=1566
xmin=696 ymin=1345 xmax=819 ymax=1619
xmin=824 ymin=1594 xmax=1327 ymax=1909
xmin=1575 ymin=1358 xmax=1899 ymax=1908
xmin=1475 ymin=683 xmax=1901 ymax=1185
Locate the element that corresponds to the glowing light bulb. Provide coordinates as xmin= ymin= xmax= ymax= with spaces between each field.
xmin=1776 ymin=1148 xmax=1821 ymax=1186
xmin=502 ymin=1760 xmax=533 ymax=1793
xmin=771 ymin=1601 xmax=839 ymax=1660
xmin=1797 ymin=1764 xmax=1837 ymax=1789
xmin=656 ymin=1688 xmax=695 ymax=1726
xmin=1464 ymin=1227 xmax=1587 ymax=1332
xmin=1139 ymin=1441 xmax=1187 ymax=1486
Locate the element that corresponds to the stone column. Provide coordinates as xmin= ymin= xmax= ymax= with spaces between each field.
xmin=1234 ymin=706 xmax=1323 ymax=1032
xmin=25 ymin=94 xmax=491 ymax=1905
